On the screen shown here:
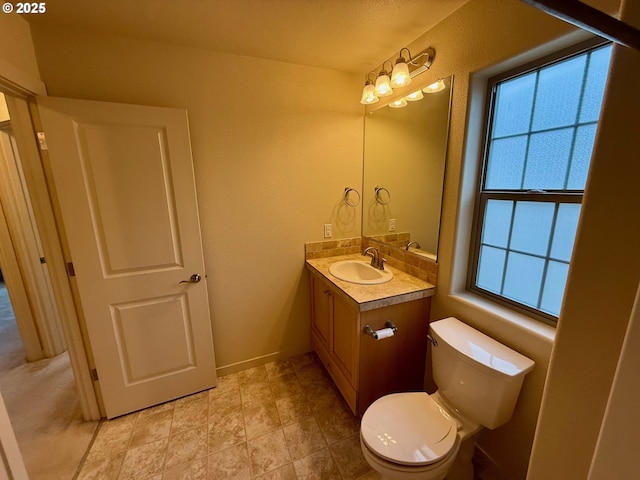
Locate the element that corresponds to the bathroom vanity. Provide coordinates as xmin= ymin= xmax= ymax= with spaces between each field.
xmin=306 ymin=254 xmax=435 ymax=416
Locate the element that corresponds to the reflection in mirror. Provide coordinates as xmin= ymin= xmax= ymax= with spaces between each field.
xmin=362 ymin=75 xmax=453 ymax=260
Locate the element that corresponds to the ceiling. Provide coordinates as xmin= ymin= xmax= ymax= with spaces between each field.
xmin=24 ymin=0 xmax=471 ymax=74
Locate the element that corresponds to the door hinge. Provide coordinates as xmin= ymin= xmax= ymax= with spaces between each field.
xmin=36 ymin=132 xmax=48 ymax=151
xmin=66 ymin=262 xmax=76 ymax=277
xmin=40 ymin=257 xmax=46 ymax=264
xmin=91 ymin=368 xmax=99 ymax=381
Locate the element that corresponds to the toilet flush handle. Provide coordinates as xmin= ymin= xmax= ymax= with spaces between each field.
xmin=427 ymin=335 xmax=438 ymax=347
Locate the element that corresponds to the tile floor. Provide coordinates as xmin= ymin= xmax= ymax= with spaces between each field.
xmin=77 ymin=352 xmax=382 ymax=480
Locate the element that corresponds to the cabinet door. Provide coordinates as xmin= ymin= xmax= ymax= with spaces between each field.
xmin=311 ymin=276 xmax=331 ymax=351
xmin=331 ymin=293 xmax=359 ymax=387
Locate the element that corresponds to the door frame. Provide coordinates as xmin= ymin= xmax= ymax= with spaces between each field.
xmin=0 ymin=62 xmax=102 ymax=420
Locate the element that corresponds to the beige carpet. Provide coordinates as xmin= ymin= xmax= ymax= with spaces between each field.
xmin=0 ymin=282 xmax=98 ymax=479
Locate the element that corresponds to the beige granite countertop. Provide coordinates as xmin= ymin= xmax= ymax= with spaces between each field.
xmin=305 ymin=254 xmax=435 ymax=312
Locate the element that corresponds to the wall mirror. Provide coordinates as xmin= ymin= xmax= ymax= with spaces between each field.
xmin=362 ymin=74 xmax=453 ymax=260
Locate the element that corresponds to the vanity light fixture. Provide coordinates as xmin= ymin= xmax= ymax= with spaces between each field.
xmin=389 ymin=98 xmax=408 ymax=108
xmin=362 ymin=47 xmax=436 ymax=104
xmin=423 ymin=79 xmax=446 ymax=93
xmin=360 ymin=72 xmax=380 ymax=105
xmin=390 ymin=48 xmax=412 ymax=88
xmin=374 ymin=61 xmax=394 ymax=97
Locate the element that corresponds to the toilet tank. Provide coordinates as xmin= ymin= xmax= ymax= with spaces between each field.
xmin=430 ymin=317 xmax=535 ymax=429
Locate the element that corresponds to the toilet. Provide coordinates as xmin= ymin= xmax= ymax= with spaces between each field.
xmin=360 ymin=317 xmax=535 ymax=480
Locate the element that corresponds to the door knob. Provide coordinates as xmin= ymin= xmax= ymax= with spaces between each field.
xmin=179 ymin=274 xmax=202 ymax=284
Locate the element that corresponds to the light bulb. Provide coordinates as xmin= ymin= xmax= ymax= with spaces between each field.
xmin=391 ymin=61 xmax=411 ymax=88
xmin=375 ymin=72 xmax=393 ymax=97
xmin=389 ymin=98 xmax=407 ymax=108
xmin=405 ymin=90 xmax=424 ymax=101
xmin=360 ymin=83 xmax=379 ymax=104
xmin=423 ymin=79 xmax=446 ymax=93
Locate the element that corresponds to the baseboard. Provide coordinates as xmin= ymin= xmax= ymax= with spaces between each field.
xmin=215 ymin=346 xmax=313 ymax=377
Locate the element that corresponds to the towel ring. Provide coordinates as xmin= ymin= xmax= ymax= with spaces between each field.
xmin=375 ymin=186 xmax=391 ymax=205
xmin=343 ymin=187 xmax=361 ymax=207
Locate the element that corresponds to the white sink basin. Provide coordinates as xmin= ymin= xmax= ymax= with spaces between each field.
xmin=328 ymin=260 xmax=393 ymax=285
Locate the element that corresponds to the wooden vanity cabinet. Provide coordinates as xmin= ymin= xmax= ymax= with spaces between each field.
xmin=309 ymin=272 xmax=431 ymax=416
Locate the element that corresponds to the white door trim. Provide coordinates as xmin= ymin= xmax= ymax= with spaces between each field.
xmin=2 ymin=92 xmax=101 ymax=420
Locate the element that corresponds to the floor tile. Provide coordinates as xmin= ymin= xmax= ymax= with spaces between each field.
xmin=162 ymin=457 xmax=207 ymax=480
xmin=118 ymin=437 xmax=168 ymax=480
xmin=275 ymin=392 xmax=312 ymax=426
xmin=164 ymin=425 xmax=207 ymax=470
xmin=130 ymin=410 xmax=173 ymax=447
xmin=329 ymin=433 xmax=372 ymax=480
xmin=254 ymin=463 xmax=297 ymax=480
xmin=238 ymin=365 xmax=268 ymax=386
xmin=210 ymin=373 xmax=239 ymax=396
xmin=207 ymin=443 xmax=251 ymax=479
xmin=265 ymin=359 xmax=295 ymax=379
xmin=247 ymin=429 xmax=291 ymax=477
xmin=269 ymin=372 xmax=304 ymax=400
xmin=208 ymin=411 xmax=246 ymax=452
xmin=76 ymin=451 xmax=125 ymax=480
xmin=172 ymin=396 xmax=208 ymax=434
xmin=242 ymin=397 xmax=281 ymax=439
xmin=289 ymin=352 xmax=318 ymax=372
xmin=292 ymin=447 xmax=342 ymax=480
xmin=85 ymin=413 xmax=138 ymax=462
xmin=240 ymin=378 xmax=273 ymax=403
xmin=208 ymin=389 xmax=242 ymax=421
xmin=283 ymin=417 xmax=327 ymax=460
xmin=315 ymin=402 xmax=359 ymax=445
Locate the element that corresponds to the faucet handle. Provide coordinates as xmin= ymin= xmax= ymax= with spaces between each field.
xmin=378 ymin=257 xmax=387 ymax=270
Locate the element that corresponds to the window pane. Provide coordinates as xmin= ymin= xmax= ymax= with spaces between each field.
xmin=511 ymin=201 xmax=554 ymax=256
xmin=524 ymin=128 xmax=573 ymax=190
xmin=477 ymin=245 xmax=506 ymax=294
xmin=503 ymin=252 xmax=545 ymax=308
xmin=532 ymin=55 xmax=586 ymax=131
xmin=567 ymin=124 xmax=596 ymax=189
xmin=482 ymin=200 xmax=513 ymax=248
xmin=580 ymin=45 xmax=612 ymax=123
xmin=492 ymin=72 xmax=536 ymax=138
xmin=540 ymin=261 xmax=569 ymax=316
xmin=550 ymin=203 xmax=581 ymax=261
xmin=485 ymin=136 xmax=528 ymax=189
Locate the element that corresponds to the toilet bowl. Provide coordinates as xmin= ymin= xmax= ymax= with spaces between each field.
xmin=360 ymin=391 xmax=479 ymax=480
xmin=359 ymin=317 xmax=535 ymax=480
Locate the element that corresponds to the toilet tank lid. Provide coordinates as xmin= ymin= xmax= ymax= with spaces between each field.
xmin=430 ymin=317 xmax=535 ymax=377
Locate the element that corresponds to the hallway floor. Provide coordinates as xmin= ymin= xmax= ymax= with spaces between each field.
xmin=77 ymin=352 xmax=380 ymax=480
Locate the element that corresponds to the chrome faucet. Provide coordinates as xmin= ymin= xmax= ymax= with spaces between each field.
xmin=406 ymin=241 xmax=421 ymax=251
xmin=362 ymin=246 xmax=387 ymax=270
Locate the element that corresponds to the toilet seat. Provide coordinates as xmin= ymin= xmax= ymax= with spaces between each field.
xmin=361 ymin=392 xmax=458 ymax=467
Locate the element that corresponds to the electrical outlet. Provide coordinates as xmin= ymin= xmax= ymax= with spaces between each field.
xmin=389 ymin=218 xmax=396 ymax=232
xmin=324 ymin=224 xmax=332 ymax=238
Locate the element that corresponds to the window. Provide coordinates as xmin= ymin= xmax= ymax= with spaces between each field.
xmin=469 ymin=40 xmax=612 ymax=324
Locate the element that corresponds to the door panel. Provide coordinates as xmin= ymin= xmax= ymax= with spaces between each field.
xmin=37 ymin=97 xmax=216 ymax=418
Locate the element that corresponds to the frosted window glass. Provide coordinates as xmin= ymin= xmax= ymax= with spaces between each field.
xmin=503 ymin=252 xmax=545 ymax=308
xmin=541 ymin=261 xmax=569 ymax=316
xmin=532 ymin=55 xmax=586 ymax=131
xmin=482 ymin=200 xmax=513 ymax=248
xmin=524 ymin=128 xmax=573 ymax=190
xmin=492 ymin=73 xmax=536 ymax=138
xmin=511 ymin=201 xmax=554 ymax=256
xmin=551 ymin=203 xmax=581 ymax=261
xmin=477 ymin=246 xmax=506 ymax=294
xmin=580 ymin=45 xmax=612 ymax=123
xmin=485 ymin=136 xmax=528 ymax=189
xmin=568 ymin=124 xmax=596 ymax=189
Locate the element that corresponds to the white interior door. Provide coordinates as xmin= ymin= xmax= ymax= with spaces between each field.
xmin=37 ymin=97 xmax=217 ymax=418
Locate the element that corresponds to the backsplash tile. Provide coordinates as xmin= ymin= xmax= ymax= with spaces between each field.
xmin=304 ymin=237 xmax=437 ymax=285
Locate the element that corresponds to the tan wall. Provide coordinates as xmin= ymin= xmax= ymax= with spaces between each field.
xmin=27 ymin=26 xmax=364 ymax=371
xmin=0 ymin=14 xmax=40 ymax=81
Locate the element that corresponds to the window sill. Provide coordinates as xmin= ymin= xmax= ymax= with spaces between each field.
xmin=446 ymin=290 xmax=556 ymax=345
